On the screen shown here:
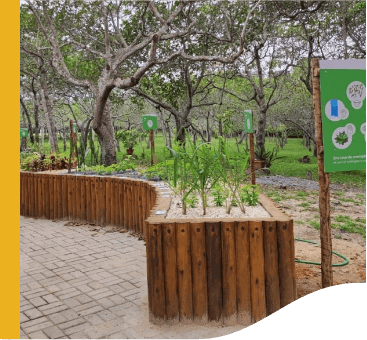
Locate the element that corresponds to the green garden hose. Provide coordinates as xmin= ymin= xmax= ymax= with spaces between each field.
xmin=294 ymin=238 xmax=349 ymax=267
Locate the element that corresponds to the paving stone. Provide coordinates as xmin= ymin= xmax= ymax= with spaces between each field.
xmin=28 ymin=330 xmax=48 ymax=339
xmin=23 ymin=308 xmax=43 ymax=320
xmin=60 ymin=309 xmax=79 ymax=321
xmin=58 ymin=318 xmax=86 ymax=330
xmin=83 ymin=314 xmax=105 ymax=326
xmin=48 ymin=312 xmax=68 ymax=325
xmin=64 ymin=322 xmax=91 ymax=336
xmin=63 ymin=297 xmax=82 ymax=308
xmin=96 ymin=297 xmax=116 ymax=309
xmin=38 ymin=301 xmax=63 ymax=312
xmin=29 ymin=297 xmax=47 ymax=307
xmin=20 ymin=312 xmax=30 ymax=323
xmin=96 ymin=310 xmax=117 ymax=322
xmin=75 ymin=294 xmax=93 ymax=304
xmin=77 ymin=305 xmax=104 ymax=317
xmin=23 ymin=321 xmax=54 ymax=335
xmin=43 ymin=325 xmax=65 ymax=338
xmin=41 ymin=304 xmax=69 ymax=316
xmin=73 ymin=301 xmax=98 ymax=313
xmin=42 ymin=294 xmax=59 ymax=304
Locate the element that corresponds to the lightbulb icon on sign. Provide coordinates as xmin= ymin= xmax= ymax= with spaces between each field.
xmin=347 ymin=81 xmax=365 ymax=109
xmin=247 ymin=119 xmax=251 ymax=130
xmin=147 ymin=120 xmax=153 ymax=128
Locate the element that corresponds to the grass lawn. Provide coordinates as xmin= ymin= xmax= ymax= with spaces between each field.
xmin=29 ymin=134 xmax=366 ymax=188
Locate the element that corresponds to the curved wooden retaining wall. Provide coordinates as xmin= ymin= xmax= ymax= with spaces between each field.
xmin=20 ymin=172 xmax=296 ymax=327
xmin=20 ymin=172 xmax=157 ymax=236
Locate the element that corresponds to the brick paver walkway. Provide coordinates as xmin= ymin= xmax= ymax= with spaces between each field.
xmin=20 ymin=217 xmax=245 ymax=339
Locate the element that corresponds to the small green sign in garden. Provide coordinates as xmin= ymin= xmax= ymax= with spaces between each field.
xmin=142 ymin=114 xmax=158 ymax=130
xmin=320 ymin=60 xmax=366 ymax=172
xmin=20 ymin=128 xmax=29 ymax=138
xmin=244 ymin=110 xmax=253 ymax=133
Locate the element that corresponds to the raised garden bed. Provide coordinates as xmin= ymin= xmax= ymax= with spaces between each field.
xmin=20 ymin=172 xmax=296 ymax=327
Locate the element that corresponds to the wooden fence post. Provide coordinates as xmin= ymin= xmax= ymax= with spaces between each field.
xmin=311 ymin=58 xmax=333 ymax=288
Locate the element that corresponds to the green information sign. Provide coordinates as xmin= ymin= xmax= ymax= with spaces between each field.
xmin=244 ymin=110 xmax=253 ymax=133
xmin=320 ymin=60 xmax=366 ymax=172
xmin=20 ymin=128 xmax=29 ymax=138
xmin=142 ymin=114 xmax=158 ymax=131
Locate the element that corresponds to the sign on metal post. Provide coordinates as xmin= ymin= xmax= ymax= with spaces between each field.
xmin=142 ymin=114 xmax=158 ymax=131
xmin=20 ymin=128 xmax=29 ymax=138
xmin=320 ymin=60 xmax=366 ymax=172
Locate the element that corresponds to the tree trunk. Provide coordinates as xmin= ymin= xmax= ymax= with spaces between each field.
xmin=92 ymin=98 xmax=116 ymax=166
xmin=256 ymin=107 xmax=267 ymax=150
xmin=40 ymin=70 xmax=59 ymax=153
xmin=218 ymin=117 xmax=223 ymax=137
xmin=20 ymin=97 xmax=35 ymax=144
xmin=174 ymin=115 xmax=186 ymax=145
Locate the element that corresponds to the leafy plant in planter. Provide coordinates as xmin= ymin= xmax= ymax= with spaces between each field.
xmin=116 ymin=129 xmax=140 ymax=154
xmin=216 ymin=137 xmax=250 ymax=214
xmin=241 ymin=184 xmax=260 ymax=206
xmin=255 ymin=145 xmax=280 ymax=168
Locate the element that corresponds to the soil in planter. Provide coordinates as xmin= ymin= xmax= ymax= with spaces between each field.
xmin=166 ymin=194 xmax=271 ymax=219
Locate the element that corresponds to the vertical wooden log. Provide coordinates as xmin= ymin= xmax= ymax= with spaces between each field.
xmin=205 ymin=221 xmax=222 ymax=323
xmin=312 ymin=58 xmax=333 ymax=288
xmin=29 ymin=173 xmax=34 ymax=217
xmin=49 ymin=175 xmax=55 ymax=220
xmin=25 ymin=173 xmax=30 ymax=217
xmin=221 ymin=221 xmax=237 ymax=325
xmin=249 ymin=133 xmax=256 ymax=185
xmin=105 ymin=177 xmax=112 ymax=226
xmin=176 ymin=222 xmax=193 ymax=323
xmin=148 ymin=224 xmax=165 ymax=324
xmin=114 ymin=178 xmax=120 ymax=226
xmin=61 ymin=175 xmax=68 ymax=220
xmin=99 ymin=177 xmax=106 ymax=226
xmin=85 ymin=177 xmax=91 ymax=224
xmin=141 ymin=182 xmax=147 ymax=238
xmin=130 ymin=181 xmax=135 ymax=231
xmin=162 ymin=223 xmax=179 ymax=324
xmin=235 ymin=221 xmax=251 ymax=325
xmin=53 ymin=175 xmax=58 ymax=220
xmin=91 ymin=177 xmax=97 ymax=224
xmin=39 ymin=175 xmax=44 ymax=218
xmin=95 ymin=177 xmax=101 ymax=225
xmin=124 ymin=180 xmax=129 ymax=229
xmin=76 ymin=176 xmax=82 ymax=222
xmin=118 ymin=179 xmax=124 ymax=228
xmin=55 ymin=175 xmax=60 ymax=220
xmin=137 ymin=182 xmax=143 ymax=235
xmin=80 ymin=176 xmax=86 ymax=222
xmin=277 ymin=220 xmax=296 ymax=307
xmin=190 ymin=222 xmax=208 ymax=323
xmin=128 ymin=181 xmax=133 ymax=230
xmin=45 ymin=175 xmax=51 ymax=220
xmin=20 ymin=173 xmax=23 ymax=216
xmin=43 ymin=174 xmax=48 ymax=219
xmin=249 ymin=221 xmax=266 ymax=324
xmin=67 ymin=176 xmax=73 ymax=220
xmin=72 ymin=176 xmax=78 ymax=220
xmin=263 ymin=220 xmax=281 ymax=316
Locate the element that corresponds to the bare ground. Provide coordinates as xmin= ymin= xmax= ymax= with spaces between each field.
xmin=260 ymin=184 xmax=366 ymax=298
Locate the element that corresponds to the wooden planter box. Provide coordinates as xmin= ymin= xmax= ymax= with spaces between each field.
xmin=145 ymin=194 xmax=296 ymax=326
xmin=20 ymin=172 xmax=296 ymax=327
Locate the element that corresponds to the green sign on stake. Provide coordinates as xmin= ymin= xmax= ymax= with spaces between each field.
xmin=244 ymin=110 xmax=253 ymax=133
xmin=20 ymin=128 xmax=29 ymax=138
xmin=320 ymin=60 xmax=366 ymax=172
xmin=142 ymin=114 xmax=158 ymax=131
